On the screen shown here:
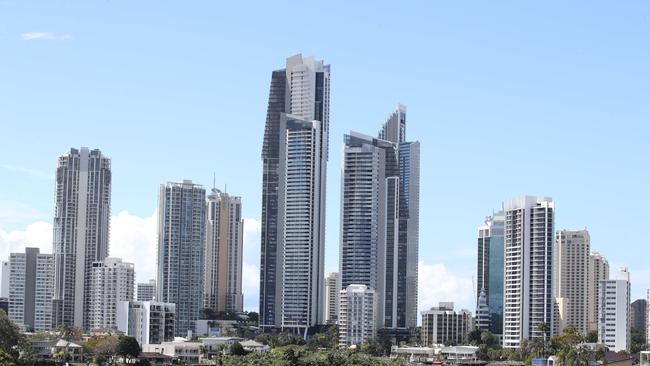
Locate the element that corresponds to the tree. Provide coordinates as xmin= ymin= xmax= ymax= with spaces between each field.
xmin=116 ymin=336 xmax=141 ymax=363
xmin=247 ymin=312 xmax=259 ymax=323
xmin=0 ymin=310 xmax=26 ymax=359
xmin=229 ymin=342 xmax=247 ymax=356
xmin=56 ymin=324 xmax=83 ymax=342
xmin=0 ymin=350 xmax=17 ymax=366
xmin=631 ymin=328 xmax=647 ymax=353
xmin=468 ymin=329 xmax=482 ymax=345
xmin=586 ymin=331 xmax=598 ymax=343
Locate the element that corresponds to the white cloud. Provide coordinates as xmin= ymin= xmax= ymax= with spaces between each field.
xmin=242 ymin=218 xmax=261 ymax=311
xmin=21 ymin=32 xmax=72 ymax=41
xmin=418 ymin=261 xmax=474 ymax=315
xmin=108 ymin=211 xmax=157 ymax=283
xmin=0 ymin=221 xmax=53 ymax=262
xmin=0 ymin=201 xmax=48 ymax=228
xmin=1 ymin=164 xmax=53 ymax=180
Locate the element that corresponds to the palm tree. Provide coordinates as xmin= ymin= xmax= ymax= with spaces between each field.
xmin=537 ymin=322 xmax=549 ymax=343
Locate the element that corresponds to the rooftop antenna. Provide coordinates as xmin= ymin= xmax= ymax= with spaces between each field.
xmin=212 ymin=172 xmax=216 ymax=190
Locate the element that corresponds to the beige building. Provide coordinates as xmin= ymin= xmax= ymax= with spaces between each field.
xmin=203 ymin=188 xmax=244 ymax=313
xmin=588 ymin=252 xmax=609 ymax=332
xmin=554 ymin=229 xmax=590 ymax=334
xmin=421 ymin=302 xmax=471 ymax=346
xmin=324 ymin=272 xmax=339 ymax=324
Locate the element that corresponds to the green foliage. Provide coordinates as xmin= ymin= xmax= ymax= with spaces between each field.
xmin=359 ymin=334 xmax=392 ymax=357
xmin=631 ymin=327 xmax=647 ymax=353
xmin=229 ymin=342 xmax=247 ymax=356
xmin=585 ymin=331 xmax=598 ymax=343
xmin=0 ymin=350 xmax=17 ymax=366
xmin=134 ymin=358 xmax=151 ymax=366
xmin=0 ymin=310 xmax=26 ymax=359
xmin=55 ymin=324 xmax=83 ymax=342
xmin=306 ymin=326 xmax=338 ymax=350
xmin=213 ymin=347 xmax=405 ymax=366
xmin=116 ymin=336 xmax=141 ymax=361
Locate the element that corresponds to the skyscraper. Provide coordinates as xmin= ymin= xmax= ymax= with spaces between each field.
xmin=117 ymin=300 xmax=176 ymax=345
xmin=1 ymin=261 xmax=9 ymax=298
xmin=203 ymin=188 xmax=244 ymax=313
xmin=378 ymin=105 xmax=420 ymax=330
xmin=598 ymin=268 xmax=631 ymax=352
xmin=340 ymin=132 xmax=397 ymax=332
xmin=52 ymin=147 xmax=111 ymax=329
xmin=476 ymin=211 xmax=505 ymax=336
xmin=259 ymin=55 xmax=329 ymax=334
xmin=137 ymin=280 xmax=156 ymax=302
xmin=324 ymin=272 xmax=339 ymax=325
xmin=157 ymin=180 xmax=206 ymax=337
xmin=7 ymin=248 xmax=54 ymax=332
xmin=588 ymin=252 xmax=609 ymax=332
xmin=554 ymin=229 xmax=590 ymax=335
xmin=630 ymin=299 xmax=647 ymax=340
xmin=88 ymin=257 xmax=134 ymax=331
xmin=503 ymin=196 xmax=554 ymax=348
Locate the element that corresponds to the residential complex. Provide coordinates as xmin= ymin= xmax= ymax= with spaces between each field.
xmin=87 ymin=257 xmax=135 ymax=331
xmin=116 ymin=300 xmax=176 ymax=345
xmin=503 ymin=196 xmax=554 ymax=348
xmin=598 ymin=268 xmax=631 ymax=352
xmin=137 ymin=279 xmax=156 ymax=302
xmin=588 ymin=252 xmax=610 ymax=332
xmin=421 ymin=302 xmax=471 ymax=346
xmin=52 ymin=147 xmax=112 ymax=330
xmin=157 ymin=180 xmax=206 ymax=337
xmin=259 ymin=54 xmax=329 ymax=334
xmin=7 ymin=248 xmax=54 ymax=331
xmin=324 ymin=272 xmax=339 ymax=325
xmin=554 ymin=229 xmax=590 ymax=334
xmin=203 ymin=188 xmax=244 ymax=313
xmin=476 ymin=211 xmax=505 ymax=336
xmin=338 ymin=284 xmax=376 ymax=347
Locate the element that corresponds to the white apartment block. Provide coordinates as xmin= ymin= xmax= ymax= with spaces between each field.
xmin=588 ymin=252 xmax=609 ymax=332
xmin=88 ymin=257 xmax=134 ymax=331
xmin=503 ymin=196 xmax=554 ymax=349
xmin=598 ymin=268 xmax=630 ymax=352
xmin=554 ymin=229 xmax=590 ymax=334
xmin=421 ymin=302 xmax=472 ymax=346
xmin=1 ymin=261 xmax=9 ymax=298
xmin=116 ymin=300 xmax=175 ymax=345
xmin=7 ymin=248 xmax=54 ymax=331
xmin=338 ymin=284 xmax=376 ymax=347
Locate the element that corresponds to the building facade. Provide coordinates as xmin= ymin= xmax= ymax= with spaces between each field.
xmin=137 ymin=279 xmax=156 ymax=302
xmin=1 ymin=261 xmax=8 ymax=298
xmin=259 ymin=55 xmax=330 ymax=334
xmin=324 ymin=272 xmax=339 ymax=325
xmin=630 ymin=299 xmax=647 ymax=340
xmin=156 ymin=180 xmax=206 ymax=336
xmin=554 ymin=229 xmax=590 ymax=335
xmin=203 ymin=188 xmax=244 ymax=313
xmin=338 ymin=284 xmax=376 ymax=347
xmin=598 ymin=268 xmax=631 ymax=352
xmin=588 ymin=252 xmax=609 ymax=332
xmin=7 ymin=248 xmax=54 ymax=331
xmin=88 ymin=257 xmax=134 ymax=331
xmin=52 ymin=147 xmax=112 ymax=329
xmin=503 ymin=196 xmax=554 ymax=348
xmin=421 ymin=303 xmax=471 ymax=346
xmin=476 ymin=211 xmax=505 ymax=336
xmin=116 ymin=300 xmax=176 ymax=345
xmin=378 ymin=105 xmax=420 ymax=330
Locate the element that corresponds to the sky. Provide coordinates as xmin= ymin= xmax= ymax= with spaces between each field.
xmin=0 ymin=1 xmax=649 ymax=314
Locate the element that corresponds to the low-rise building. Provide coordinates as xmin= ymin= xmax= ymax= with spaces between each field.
xmin=142 ymin=341 xmax=202 ymax=364
xmin=421 ymin=302 xmax=472 ymax=346
xmin=195 ymin=319 xmax=238 ymax=337
xmin=240 ymin=339 xmax=270 ymax=353
xmin=51 ymin=340 xmax=83 ymax=362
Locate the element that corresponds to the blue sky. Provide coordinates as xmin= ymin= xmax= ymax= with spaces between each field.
xmin=0 ymin=1 xmax=649 ymax=312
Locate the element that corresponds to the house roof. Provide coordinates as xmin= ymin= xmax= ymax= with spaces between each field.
xmin=604 ymin=352 xmax=634 ymax=363
xmin=54 ymin=340 xmax=82 ymax=348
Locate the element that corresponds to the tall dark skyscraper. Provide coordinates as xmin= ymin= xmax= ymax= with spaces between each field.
xmin=52 ymin=147 xmax=111 ymax=330
xmin=476 ymin=211 xmax=505 ymax=336
xmin=259 ymin=54 xmax=330 ymax=335
xmin=339 ymin=105 xmax=420 ymax=339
